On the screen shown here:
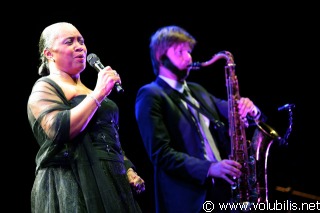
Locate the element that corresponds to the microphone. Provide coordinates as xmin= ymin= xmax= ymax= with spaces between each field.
xmin=278 ymin=103 xmax=295 ymax=111
xmin=87 ymin=53 xmax=124 ymax=93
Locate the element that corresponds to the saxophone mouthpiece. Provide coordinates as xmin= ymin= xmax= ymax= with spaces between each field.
xmin=188 ymin=62 xmax=202 ymax=70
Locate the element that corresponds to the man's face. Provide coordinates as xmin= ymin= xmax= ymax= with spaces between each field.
xmin=166 ymin=43 xmax=192 ymax=71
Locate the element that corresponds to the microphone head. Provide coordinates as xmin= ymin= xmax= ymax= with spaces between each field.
xmin=87 ymin=53 xmax=100 ymax=67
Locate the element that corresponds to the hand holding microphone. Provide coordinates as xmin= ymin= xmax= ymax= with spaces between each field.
xmin=87 ymin=53 xmax=124 ymax=93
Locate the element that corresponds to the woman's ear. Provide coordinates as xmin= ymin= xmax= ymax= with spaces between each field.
xmin=44 ymin=48 xmax=53 ymax=60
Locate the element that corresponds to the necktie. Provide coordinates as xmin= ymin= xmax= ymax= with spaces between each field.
xmin=183 ymin=86 xmax=221 ymax=162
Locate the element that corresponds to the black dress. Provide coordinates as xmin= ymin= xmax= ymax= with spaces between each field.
xmin=28 ymin=77 xmax=141 ymax=213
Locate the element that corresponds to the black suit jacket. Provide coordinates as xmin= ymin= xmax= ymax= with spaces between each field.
xmin=135 ymin=77 xmax=240 ymax=213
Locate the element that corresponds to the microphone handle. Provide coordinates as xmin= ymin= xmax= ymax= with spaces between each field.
xmin=114 ymin=83 xmax=124 ymax=93
xmin=94 ymin=63 xmax=124 ymax=93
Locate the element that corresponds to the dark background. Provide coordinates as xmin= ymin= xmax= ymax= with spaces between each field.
xmin=8 ymin=4 xmax=318 ymax=212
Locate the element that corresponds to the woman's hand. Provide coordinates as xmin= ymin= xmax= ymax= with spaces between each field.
xmin=127 ymin=168 xmax=145 ymax=194
xmin=93 ymin=66 xmax=121 ymax=100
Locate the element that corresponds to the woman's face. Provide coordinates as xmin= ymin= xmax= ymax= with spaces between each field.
xmin=49 ymin=24 xmax=87 ymax=75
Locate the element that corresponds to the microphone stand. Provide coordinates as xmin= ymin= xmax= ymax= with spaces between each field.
xmin=279 ymin=104 xmax=295 ymax=146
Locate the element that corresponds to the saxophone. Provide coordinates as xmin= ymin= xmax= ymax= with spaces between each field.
xmin=189 ymin=51 xmax=281 ymax=208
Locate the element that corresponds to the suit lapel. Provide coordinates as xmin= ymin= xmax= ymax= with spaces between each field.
xmin=156 ymin=78 xmax=194 ymax=123
xmin=187 ymin=85 xmax=219 ymax=121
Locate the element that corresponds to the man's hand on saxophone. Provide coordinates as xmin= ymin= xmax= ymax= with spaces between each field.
xmin=207 ymin=160 xmax=242 ymax=185
xmin=238 ymin=97 xmax=261 ymax=120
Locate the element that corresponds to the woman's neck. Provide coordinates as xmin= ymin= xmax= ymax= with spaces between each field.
xmin=49 ymin=71 xmax=81 ymax=85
